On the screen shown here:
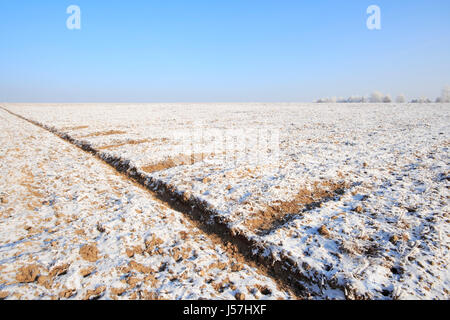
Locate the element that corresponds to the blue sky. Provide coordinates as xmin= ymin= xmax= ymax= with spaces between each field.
xmin=1 ymin=0 xmax=449 ymax=102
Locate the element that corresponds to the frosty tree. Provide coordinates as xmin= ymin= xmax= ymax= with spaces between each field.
xmin=369 ymin=91 xmax=384 ymax=103
xmin=411 ymin=97 xmax=431 ymax=103
xmin=383 ymin=94 xmax=392 ymax=103
xmin=396 ymin=94 xmax=406 ymax=103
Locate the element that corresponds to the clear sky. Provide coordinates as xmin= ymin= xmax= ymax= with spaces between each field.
xmin=1 ymin=0 xmax=449 ymax=102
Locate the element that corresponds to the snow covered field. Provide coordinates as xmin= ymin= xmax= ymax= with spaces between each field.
xmin=1 ymin=103 xmax=449 ymax=299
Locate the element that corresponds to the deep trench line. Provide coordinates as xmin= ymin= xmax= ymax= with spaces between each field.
xmin=0 ymin=106 xmax=309 ymax=299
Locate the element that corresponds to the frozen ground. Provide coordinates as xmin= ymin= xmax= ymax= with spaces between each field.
xmin=1 ymin=103 xmax=449 ymax=299
xmin=0 ymin=108 xmax=293 ymax=300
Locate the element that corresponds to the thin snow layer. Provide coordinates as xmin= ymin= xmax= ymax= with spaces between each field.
xmin=4 ymin=102 xmax=450 ymax=299
xmin=0 ymin=109 xmax=292 ymax=300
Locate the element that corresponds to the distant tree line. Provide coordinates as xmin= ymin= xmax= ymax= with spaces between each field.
xmin=315 ymin=86 xmax=450 ymax=103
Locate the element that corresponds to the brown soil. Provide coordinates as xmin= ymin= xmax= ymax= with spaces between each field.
xmin=49 ymin=263 xmax=70 ymax=277
xmin=129 ymin=260 xmax=154 ymax=274
xmin=37 ymin=275 xmax=53 ymax=289
xmin=84 ymin=286 xmax=106 ymax=300
xmin=0 ymin=291 xmax=9 ymax=300
xmin=16 ymin=265 xmax=40 ymax=283
xmin=126 ymin=248 xmax=135 ymax=258
xmin=171 ymin=246 xmax=191 ymax=262
xmin=141 ymin=152 xmax=216 ymax=173
xmin=79 ymin=244 xmax=99 ymax=262
xmin=245 ymin=180 xmax=349 ymax=234
xmin=235 ymin=292 xmax=246 ymax=300
xmin=140 ymin=290 xmax=161 ymax=300
xmin=80 ymin=267 xmax=95 ymax=277
xmin=230 ymin=262 xmax=245 ymax=272
xmin=61 ymin=126 xmax=89 ymax=131
xmin=144 ymin=235 xmax=164 ymax=253
xmin=59 ymin=289 xmax=76 ymax=299
xmin=318 ymin=225 xmax=331 ymax=238
xmin=81 ymin=130 xmax=126 ymax=138
xmin=110 ymin=287 xmax=126 ymax=297
xmin=98 ymin=139 xmax=153 ymax=150
xmin=74 ymin=229 xmax=86 ymax=236
xmin=124 ymin=245 xmax=145 ymax=258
